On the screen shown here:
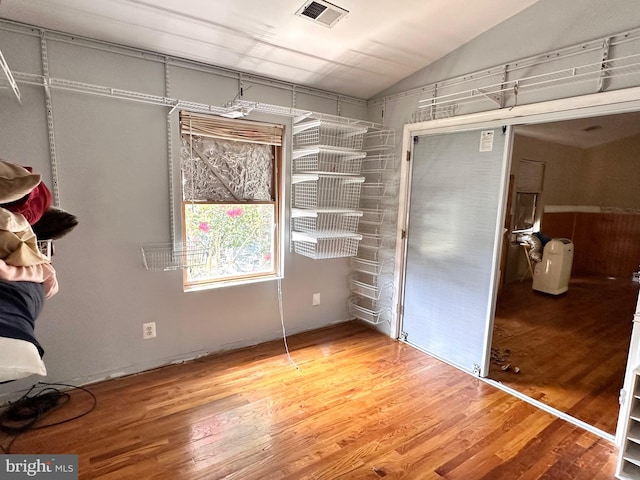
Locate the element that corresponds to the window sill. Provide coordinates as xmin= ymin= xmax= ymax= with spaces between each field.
xmin=184 ymin=274 xmax=284 ymax=292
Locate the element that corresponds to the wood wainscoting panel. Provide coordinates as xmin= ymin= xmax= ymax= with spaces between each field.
xmin=542 ymin=212 xmax=640 ymax=278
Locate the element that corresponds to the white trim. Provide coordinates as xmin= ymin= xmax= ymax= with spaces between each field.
xmin=481 ymin=127 xmax=514 ymax=377
xmin=482 ymin=378 xmax=615 ymax=443
xmin=402 ymin=338 xmax=614 ymax=441
xmin=403 ymin=86 xmax=640 ymax=138
xmin=544 ymin=205 xmax=602 ymax=213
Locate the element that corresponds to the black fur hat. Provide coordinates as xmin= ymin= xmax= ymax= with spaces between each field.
xmin=32 ymin=207 xmax=78 ymax=240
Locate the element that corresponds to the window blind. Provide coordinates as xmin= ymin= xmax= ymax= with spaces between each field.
xmin=180 ymin=111 xmax=283 ymax=146
xmin=517 ymin=159 xmax=545 ymax=193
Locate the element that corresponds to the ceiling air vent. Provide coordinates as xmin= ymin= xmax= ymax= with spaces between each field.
xmin=295 ymin=0 xmax=348 ymax=28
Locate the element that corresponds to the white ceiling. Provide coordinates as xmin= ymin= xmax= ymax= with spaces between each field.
xmin=0 ymin=0 xmax=540 ymax=99
xmin=515 ymin=111 xmax=640 ymax=149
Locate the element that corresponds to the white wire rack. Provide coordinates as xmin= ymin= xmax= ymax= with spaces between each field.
xmin=360 ymin=153 xmax=396 ymax=174
xmin=292 ymin=174 xmax=364 ymax=209
xmin=358 ymin=232 xmax=393 ymax=251
xmin=360 ymin=182 xmax=388 ymax=199
xmin=292 ymin=147 xmax=366 ymax=175
xmin=141 ymin=243 xmax=208 ymax=271
xmin=291 ymin=208 xmax=362 ymax=234
xmin=0 ymin=48 xmax=21 ymax=104
xmin=359 ymin=207 xmax=394 ymax=226
xmin=347 ymin=127 xmax=400 ymax=326
xmin=348 ymin=297 xmax=390 ymax=325
xmin=290 ymin=116 xmax=372 ymax=260
xmin=291 ymin=231 xmax=362 ymax=259
xmin=362 ymin=129 xmax=396 ymax=151
xmin=350 ymin=256 xmax=394 ymax=276
xmin=292 ymin=119 xmax=368 ymax=150
xmin=358 ymin=223 xmax=395 ymax=237
xmin=349 ymin=276 xmax=393 ymax=301
xmin=352 ymin=245 xmax=381 ymax=262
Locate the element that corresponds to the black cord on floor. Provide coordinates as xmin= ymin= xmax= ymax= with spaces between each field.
xmin=0 ymin=381 xmax=97 ymax=454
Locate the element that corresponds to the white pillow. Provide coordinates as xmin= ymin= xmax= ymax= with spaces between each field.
xmin=0 ymin=337 xmax=47 ymax=382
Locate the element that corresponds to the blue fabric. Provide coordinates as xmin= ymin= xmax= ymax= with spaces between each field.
xmin=0 ymin=280 xmax=44 ymax=357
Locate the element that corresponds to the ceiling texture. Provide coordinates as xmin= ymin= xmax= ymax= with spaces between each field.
xmin=0 ymin=0 xmax=540 ymax=99
xmin=515 ymin=111 xmax=640 ymax=149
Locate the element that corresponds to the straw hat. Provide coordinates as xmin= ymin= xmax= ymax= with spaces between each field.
xmin=0 ymin=159 xmax=41 ymax=204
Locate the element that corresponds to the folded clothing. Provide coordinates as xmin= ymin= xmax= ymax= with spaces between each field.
xmin=0 ymin=259 xmax=58 ymax=299
xmin=0 ymin=280 xmax=45 ymax=357
xmin=0 ymin=208 xmax=50 ymax=267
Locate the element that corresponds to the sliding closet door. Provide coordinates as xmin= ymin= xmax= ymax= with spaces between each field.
xmin=401 ymin=128 xmax=512 ymax=376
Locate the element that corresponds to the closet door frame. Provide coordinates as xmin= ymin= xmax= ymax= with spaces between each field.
xmin=390 ymin=88 xmax=640 ymax=448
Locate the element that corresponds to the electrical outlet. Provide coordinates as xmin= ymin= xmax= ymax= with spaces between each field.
xmin=312 ymin=293 xmax=320 ymax=306
xmin=143 ymin=322 xmax=156 ymax=339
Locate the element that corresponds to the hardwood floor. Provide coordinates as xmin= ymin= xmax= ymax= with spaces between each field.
xmin=491 ymin=274 xmax=639 ymax=435
xmin=2 ymin=321 xmax=618 ymax=479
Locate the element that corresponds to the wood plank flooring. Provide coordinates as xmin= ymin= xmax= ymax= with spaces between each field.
xmin=1 ymin=321 xmax=618 ymax=479
xmin=491 ymin=274 xmax=639 ymax=435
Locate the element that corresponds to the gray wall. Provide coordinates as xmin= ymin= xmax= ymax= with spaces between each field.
xmin=371 ymin=0 xmax=640 ymax=128
xmin=375 ymin=0 xmax=640 ymax=100
xmin=0 ymin=24 xmax=366 ymax=399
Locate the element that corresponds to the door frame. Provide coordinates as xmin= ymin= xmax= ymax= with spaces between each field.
xmin=392 ymin=85 xmax=640 ymax=339
xmin=390 ymin=86 xmax=640 ymax=446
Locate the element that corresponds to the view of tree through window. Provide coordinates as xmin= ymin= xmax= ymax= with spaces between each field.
xmin=183 ymin=203 xmax=274 ymax=281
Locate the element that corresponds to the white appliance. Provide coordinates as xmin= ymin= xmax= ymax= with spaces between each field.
xmin=532 ymin=238 xmax=574 ymax=295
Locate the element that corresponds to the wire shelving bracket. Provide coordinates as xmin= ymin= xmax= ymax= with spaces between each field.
xmin=0 ymin=49 xmax=21 ymax=104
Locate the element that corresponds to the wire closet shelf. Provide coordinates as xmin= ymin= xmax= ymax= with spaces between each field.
xmin=141 ymin=243 xmax=208 ymax=272
xmin=290 ymin=118 xmax=370 ymax=260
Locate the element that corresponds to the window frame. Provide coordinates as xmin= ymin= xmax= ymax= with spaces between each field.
xmin=179 ymin=112 xmax=284 ymax=291
xmin=511 ymin=159 xmax=545 ymax=234
xmin=512 ymin=191 xmax=539 ymax=233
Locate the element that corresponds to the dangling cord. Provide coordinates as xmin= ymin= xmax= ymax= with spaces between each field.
xmin=277 ymin=278 xmax=301 ymax=371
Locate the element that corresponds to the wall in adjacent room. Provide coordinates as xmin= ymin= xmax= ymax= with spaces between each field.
xmin=511 ymin=134 xmax=586 ymax=208
xmin=583 ymin=132 xmax=640 ymax=209
xmin=512 ymin=132 xmax=640 ymax=211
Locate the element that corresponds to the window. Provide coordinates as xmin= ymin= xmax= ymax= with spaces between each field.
xmin=513 ymin=192 xmax=538 ymax=232
xmin=179 ymin=111 xmax=283 ymax=289
xmin=512 ymin=159 xmax=545 ymax=233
